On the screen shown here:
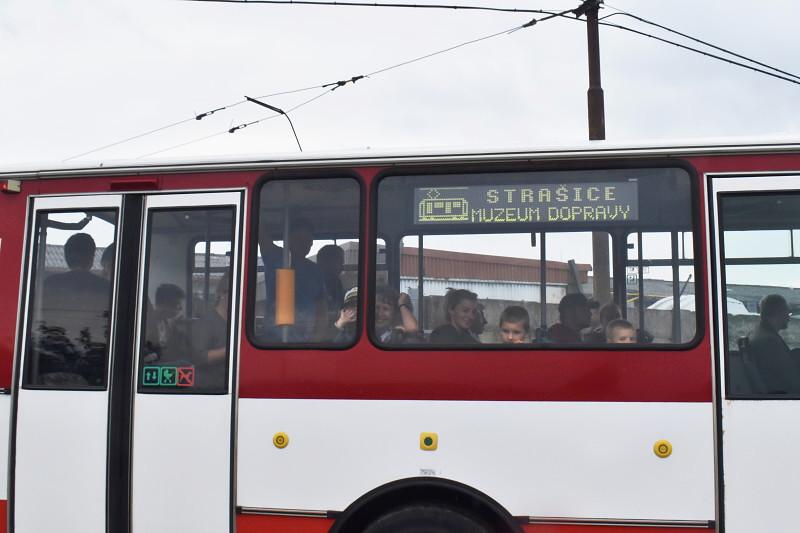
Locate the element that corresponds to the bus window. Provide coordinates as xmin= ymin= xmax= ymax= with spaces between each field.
xmin=254 ymin=177 xmax=361 ymax=346
xmin=626 ymin=231 xmax=696 ymax=344
xmin=720 ymin=193 xmax=800 ymax=396
xmin=138 ymin=207 xmax=235 ymax=394
xmin=23 ymin=210 xmax=117 ymax=389
xmin=375 ymin=167 xmax=697 ymax=348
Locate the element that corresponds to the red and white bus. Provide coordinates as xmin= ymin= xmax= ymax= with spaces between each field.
xmin=0 ymin=140 xmax=799 ymax=533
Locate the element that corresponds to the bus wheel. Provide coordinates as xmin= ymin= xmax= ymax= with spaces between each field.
xmin=363 ymin=504 xmax=493 ymax=533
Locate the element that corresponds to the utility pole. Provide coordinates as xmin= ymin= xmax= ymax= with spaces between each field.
xmin=577 ymin=0 xmax=611 ymax=304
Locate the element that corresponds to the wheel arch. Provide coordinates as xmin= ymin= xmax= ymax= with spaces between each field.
xmin=329 ymin=477 xmax=523 ymax=533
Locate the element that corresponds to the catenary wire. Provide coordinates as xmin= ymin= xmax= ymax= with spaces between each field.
xmin=602 ymin=5 xmax=800 ymax=82
xmin=67 ymin=7 xmax=562 ymax=162
xmin=184 ymin=0 xmax=563 ymax=15
xmin=135 ymin=11 xmax=567 ymax=158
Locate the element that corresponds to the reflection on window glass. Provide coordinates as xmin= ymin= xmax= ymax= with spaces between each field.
xmin=24 ymin=210 xmax=117 ymax=389
xmin=139 ymin=208 xmax=234 ymax=394
xmin=375 ymin=168 xmax=696 ymax=347
xmin=721 ymin=193 xmax=800 ymax=397
xmin=255 ymin=178 xmax=361 ymax=346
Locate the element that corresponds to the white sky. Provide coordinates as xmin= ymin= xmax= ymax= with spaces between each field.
xmin=2 ymin=0 xmax=799 ymax=164
xmin=5 ymin=0 xmax=800 ymax=290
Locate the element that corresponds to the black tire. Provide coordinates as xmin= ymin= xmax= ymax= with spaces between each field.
xmin=363 ymin=504 xmax=493 ymax=533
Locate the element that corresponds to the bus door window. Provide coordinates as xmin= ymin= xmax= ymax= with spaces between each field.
xmin=23 ymin=210 xmax=117 ymax=389
xmin=138 ymin=208 xmax=235 ymax=394
xmin=626 ymin=231 xmax=696 ymax=344
xmin=375 ymin=168 xmax=697 ymax=348
xmin=719 ymin=193 xmax=800 ymax=397
xmin=254 ymin=177 xmax=361 ymax=346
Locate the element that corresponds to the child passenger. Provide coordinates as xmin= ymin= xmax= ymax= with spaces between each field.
xmin=498 ymin=305 xmax=530 ymax=344
xmin=606 ymin=318 xmax=637 ymax=344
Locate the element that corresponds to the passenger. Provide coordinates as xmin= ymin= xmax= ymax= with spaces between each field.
xmin=498 ymin=305 xmax=530 ymax=344
xmin=317 ymin=244 xmax=346 ymax=334
xmin=333 ymin=287 xmax=358 ymax=344
xmin=547 ymin=293 xmax=591 ymax=343
xmin=430 ymin=289 xmax=479 ymax=345
xmin=38 ymin=233 xmax=110 ymax=386
xmin=259 ymin=218 xmax=326 ymax=342
xmin=606 ymin=318 xmax=636 ymax=344
xmin=143 ymin=283 xmax=187 ymax=363
xmin=469 ymin=302 xmax=488 ymax=342
xmin=374 ymin=285 xmax=420 ymax=344
xmin=100 ymin=243 xmax=115 ymax=281
xmin=747 ymin=294 xmax=800 ymax=394
xmin=584 ymin=303 xmax=622 ymax=343
xmin=191 ymin=273 xmax=231 ymax=390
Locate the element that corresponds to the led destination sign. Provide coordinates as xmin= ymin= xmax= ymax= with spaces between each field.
xmin=414 ymin=182 xmax=639 ymax=225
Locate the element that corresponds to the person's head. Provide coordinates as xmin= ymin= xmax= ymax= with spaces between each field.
xmin=760 ymin=294 xmax=791 ymax=331
xmin=342 ymin=286 xmax=358 ymax=311
xmin=606 ymin=318 xmax=636 ymax=344
xmin=470 ymin=302 xmax=488 ymax=335
xmin=375 ymin=285 xmax=399 ymax=330
xmin=499 ymin=305 xmax=530 ymax=344
xmin=155 ymin=283 xmax=185 ymax=319
xmin=64 ymin=233 xmax=97 ymax=271
xmin=100 ymin=243 xmax=115 ymax=280
xmin=558 ymin=293 xmax=592 ymax=331
xmin=317 ymin=244 xmax=344 ymax=278
xmin=598 ymin=303 xmax=621 ymax=327
xmin=288 ymin=218 xmax=314 ymax=260
xmin=444 ymin=289 xmax=478 ymax=331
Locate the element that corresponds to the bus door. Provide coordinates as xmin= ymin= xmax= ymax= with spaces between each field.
xmin=130 ymin=192 xmax=242 ymax=533
xmin=13 ymin=195 xmax=123 ymax=533
xmin=710 ymin=175 xmax=800 ymax=533
xmin=12 ymin=191 xmax=242 ymax=533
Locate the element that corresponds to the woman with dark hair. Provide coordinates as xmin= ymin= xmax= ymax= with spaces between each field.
xmin=430 ymin=288 xmax=480 ymax=345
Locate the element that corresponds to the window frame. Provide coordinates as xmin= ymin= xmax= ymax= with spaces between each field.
xmin=22 ymin=207 xmax=120 ymax=391
xmin=369 ymin=158 xmax=704 ymax=351
xmin=136 ymin=205 xmax=236 ymax=396
xmin=246 ymin=171 xmax=366 ymax=351
xmin=717 ymin=189 xmax=800 ymax=400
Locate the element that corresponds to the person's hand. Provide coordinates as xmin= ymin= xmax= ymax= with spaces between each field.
xmin=398 ymin=293 xmax=411 ymax=307
xmin=335 ymin=307 xmax=357 ymax=329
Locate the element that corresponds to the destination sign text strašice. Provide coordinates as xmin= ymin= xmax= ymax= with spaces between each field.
xmin=414 ymin=182 xmax=639 ymax=225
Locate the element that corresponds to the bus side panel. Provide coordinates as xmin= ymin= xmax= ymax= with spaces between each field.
xmin=0 ymin=190 xmax=28 ymax=388
xmin=237 ymin=399 xmax=715 ymax=522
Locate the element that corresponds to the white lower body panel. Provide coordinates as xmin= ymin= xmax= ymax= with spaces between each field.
xmin=237 ymin=399 xmax=714 ymax=521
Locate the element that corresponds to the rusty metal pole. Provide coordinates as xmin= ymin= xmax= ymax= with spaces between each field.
xmin=583 ymin=0 xmax=611 ymax=304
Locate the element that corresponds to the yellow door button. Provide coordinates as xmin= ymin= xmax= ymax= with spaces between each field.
xmin=420 ymin=432 xmax=438 ymax=451
xmin=653 ymin=439 xmax=672 ymax=458
xmin=273 ymin=432 xmax=290 ymax=449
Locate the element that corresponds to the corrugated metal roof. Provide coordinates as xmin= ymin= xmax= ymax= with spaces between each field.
xmin=400 ymin=247 xmax=590 ymax=284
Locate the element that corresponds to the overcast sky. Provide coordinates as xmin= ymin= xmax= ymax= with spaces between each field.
xmin=2 ymin=0 xmax=799 ymax=166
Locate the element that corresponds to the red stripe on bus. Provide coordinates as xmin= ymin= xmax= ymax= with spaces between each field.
xmin=236 ymin=513 xmax=334 ymax=532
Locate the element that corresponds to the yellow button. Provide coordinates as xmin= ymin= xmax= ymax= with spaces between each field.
xmin=273 ymin=432 xmax=290 ymax=449
xmin=420 ymin=432 xmax=438 ymax=451
xmin=653 ymin=439 xmax=672 ymax=458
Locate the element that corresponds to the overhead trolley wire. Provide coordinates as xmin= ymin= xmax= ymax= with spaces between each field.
xmin=134 ymin=9 xmax=572 ymax=159
xmin=184 ymin=0 xmax=563 ymax=16
xmin=65 ymin=2 xmax=573 ymax=161
xmin=601 ymin=5 xmax=800 ymax=82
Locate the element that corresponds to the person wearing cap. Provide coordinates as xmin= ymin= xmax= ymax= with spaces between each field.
xmin=547 ymin=293 xmax=592 ymax=343
xmin=333 ymin=287 xmax=359 ymax=343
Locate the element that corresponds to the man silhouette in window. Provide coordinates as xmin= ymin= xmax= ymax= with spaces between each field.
xmin=748 ymin=294 xmax=800 ymax=394
xmin=38 ymin=233 xmax=110 ymax=386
